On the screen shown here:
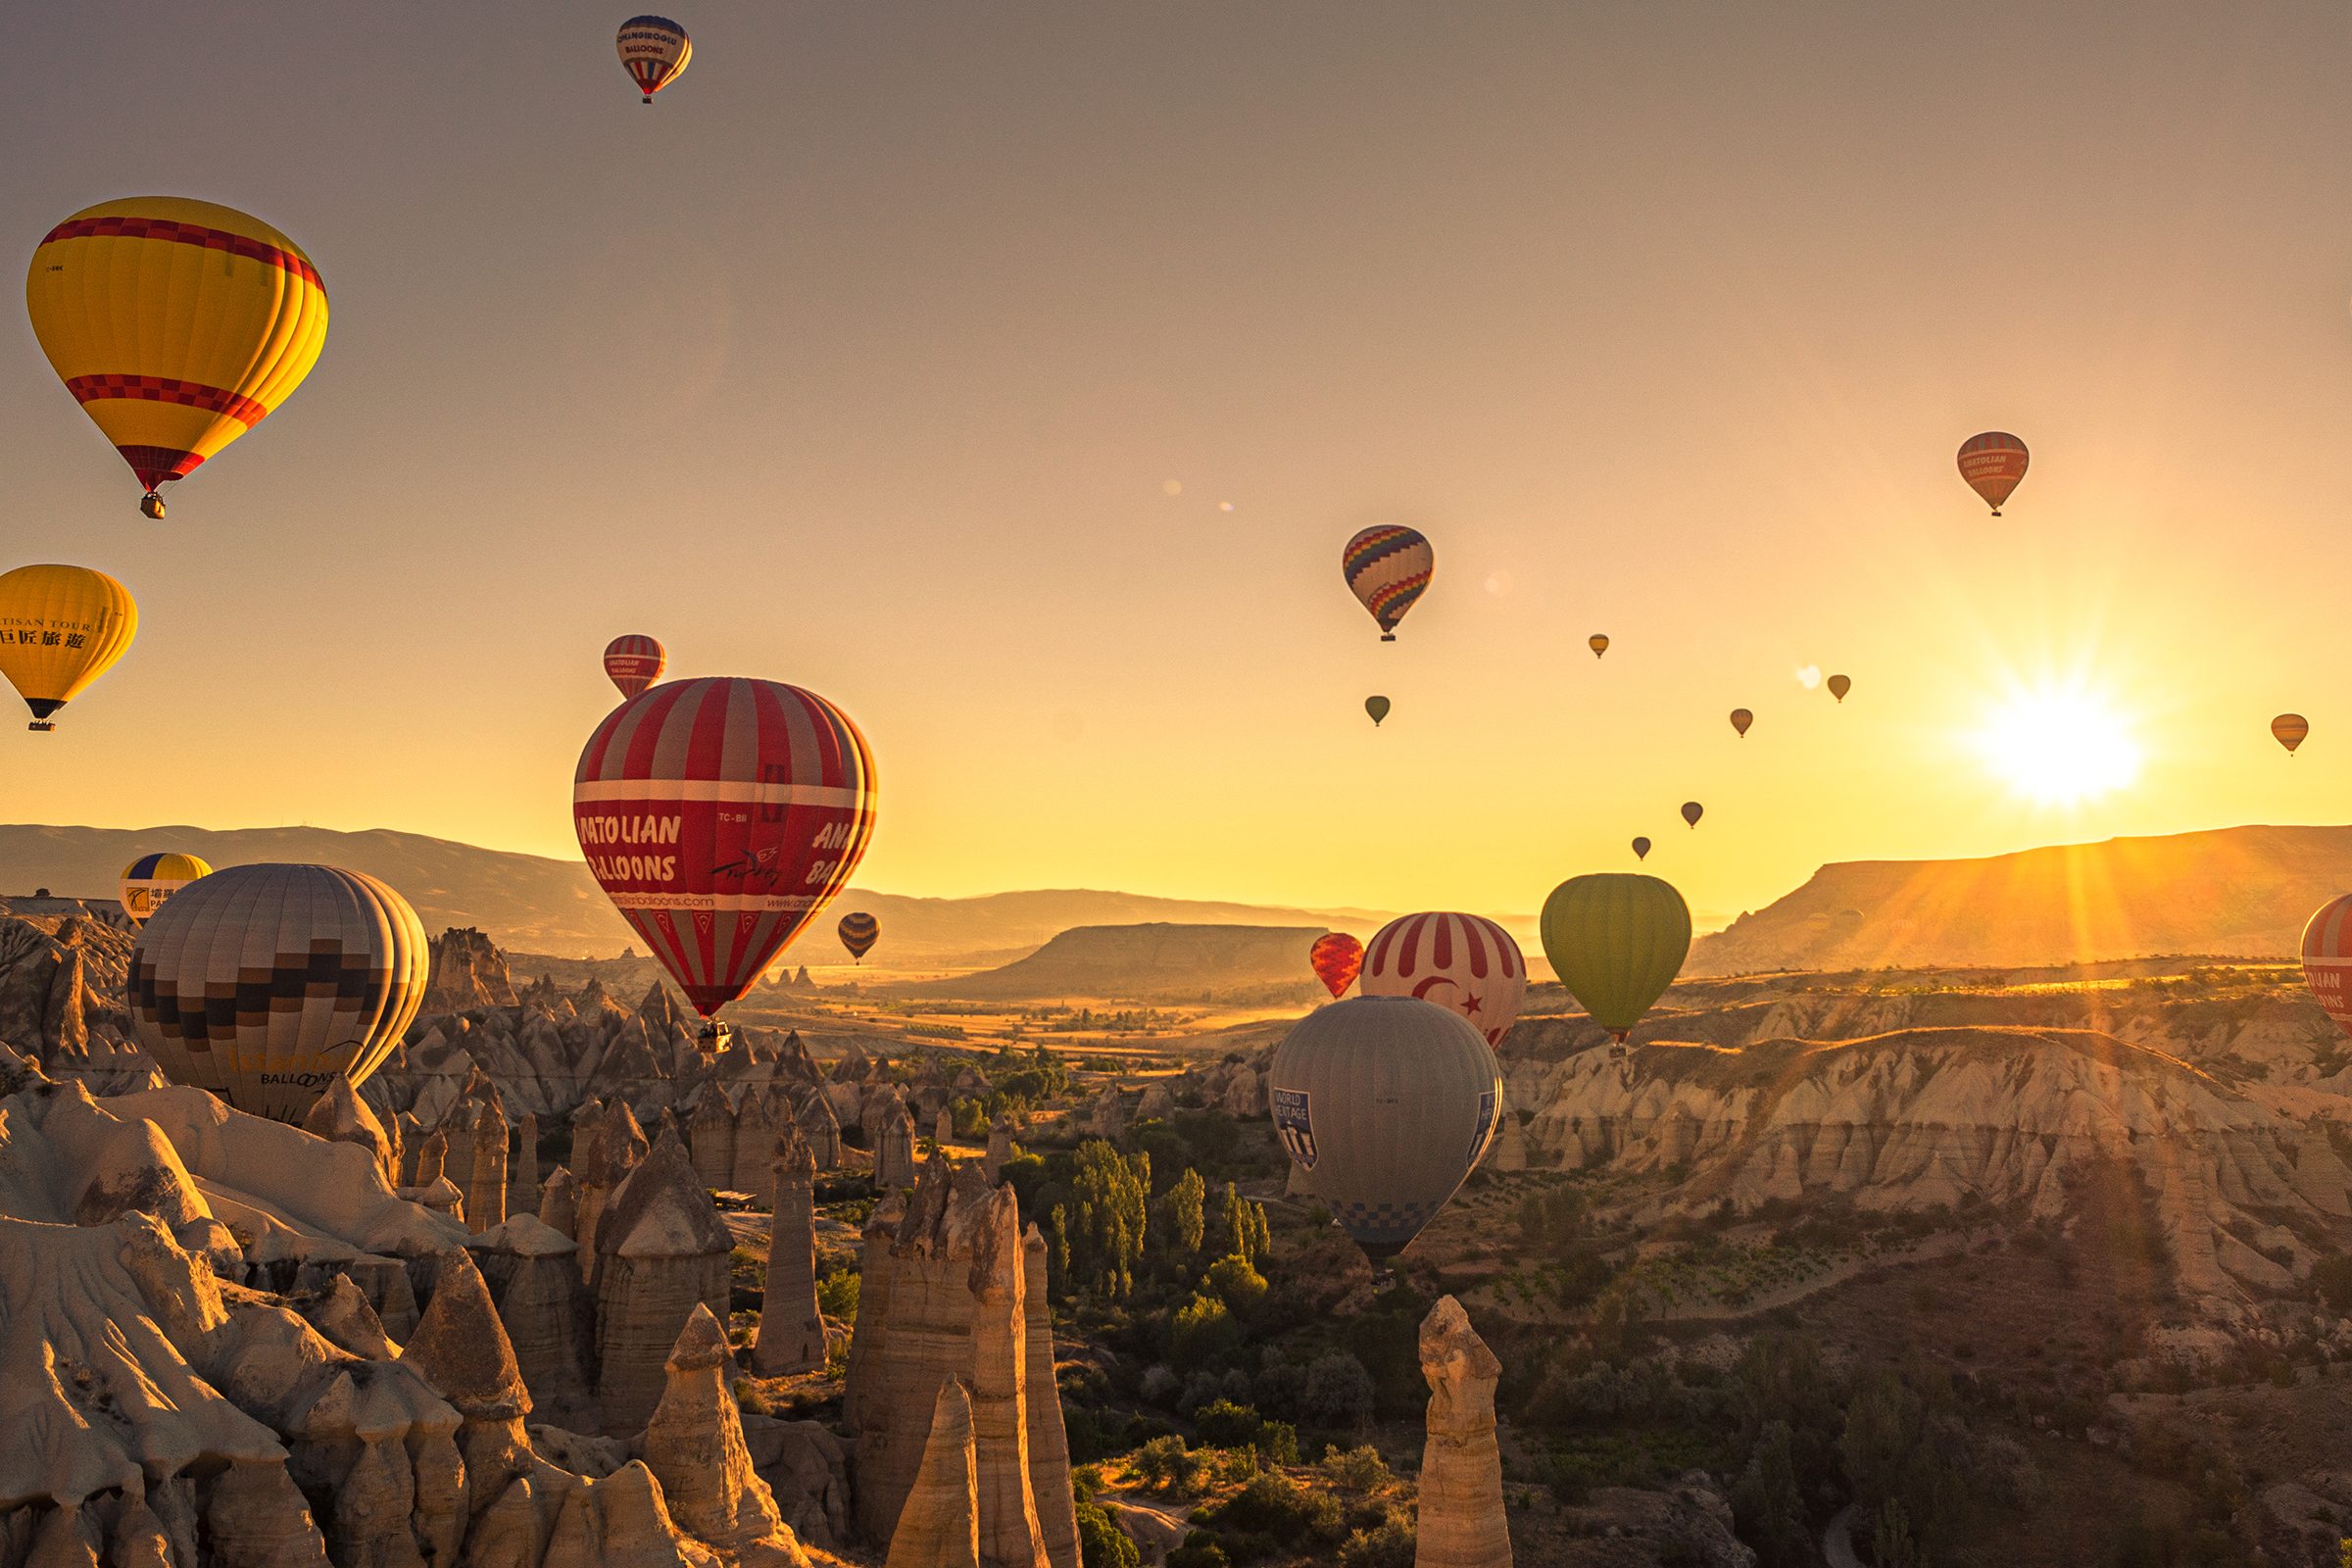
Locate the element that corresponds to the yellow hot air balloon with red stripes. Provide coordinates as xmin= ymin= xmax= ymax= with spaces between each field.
xmin=26 ymin=198 xmax=329 ymax=518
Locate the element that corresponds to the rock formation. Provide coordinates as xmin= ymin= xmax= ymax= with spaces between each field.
xmin=539 ymin=1163 xmax=577 ymax=1237
xmin=422 ymin=925 xmax=518 ymax=1011
xmin=937 ymin=1105 xmax=958 ymax=1145
xmin=593 ymin=1131 xmax=734 ymax=1434
xmin=1022 ymin=1223 xmax=1081 ymax=1568
xmin=301 ymin=1074 xmax=401 ymax=1186
xmin=984 ymin=1117 xmax=1016 ymax=1183
xmin=640 ymin=1304 xmax=813 ymax=1566
xmin=754 ymin=1127 xmax=826 ymax=1376
xmin=466 ymin=1099 xmax=511 ymax=1233
xmin=512 ymin=1108 xmax=541 ymax=1215
xmin=733 ymin=1090 xmax=780 ymax=1203
xmin=469 ymin=1213 xmax=597 ymax=1432
xmin=1415 ymin=1296 xmax=1511 ymax=1568
xmin=874 ymin=1100 xmax=919 ymax=1190
xmin=1136 ymin=1082 xmax=1174 ymax=1122
xmin=886 ymin=1380 xmax=981 ymax=1568
xmin=690 ymin=1090 xmax=738 ymax=1191
xmin=798 ymin=1091 xmax=842 ymax=1171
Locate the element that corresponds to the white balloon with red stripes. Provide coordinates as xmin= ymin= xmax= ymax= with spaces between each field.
xmin=1359 ymin=910 xmax=1528 ymax=1047
xmin=2302 ymin=894 xmax=2352 ymax=1039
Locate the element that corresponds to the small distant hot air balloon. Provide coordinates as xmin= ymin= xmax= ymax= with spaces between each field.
xmin=1681 ymin=802 xmax=1703 ymax=828
xmin=1631 ymin=837 xmax=1650 ymax=861
xmin=2302 ymin=895 xmax=2352 ymax=1039
xmin=1268 ymin=995 xmax=1501 ymax=1263
xmin=0 ymin=564 xmax=136 ymax=731
xmin=119 ymin=853 xmax=211 ymax=926
xmin=576 ymin=677 xmax=876 ymax=1038
xmin=1730 ymin=709 xmax=1752 ymax=737
xmin=1364 ymin=695 xmax=1391 ymax=726
xmin=1360 ymin=911 xmax=1527 ymax=1048
xmin=604 ymin=635 xmax=665 ymax=701
xmin=616 ymin=15 xmax=692 ymax=103
xmin=1827 ymin=674 xmax=1851 ymax=703
xmin=1343 ymin=525 xmax=1433 ymax=641
xmin=1309 ymin=932 xmax=1363 ymax=999
xmin=838 ymin=911 xmax=879 ymax=962
xmin=128 ymin=863 xmax=428 ymax=1123
xmin=1589 ymin=634 xmax=1609 ymax=659
xmin=2275 ymin=714 xmax=2310 ymax=756
xmin=27 ymin=199 xmax=328 ymax=518
xmin=1540 ymin=872 xmax=1691 ymax=1050
xmin=1957 ymin=431 xmax=2030 ymax=515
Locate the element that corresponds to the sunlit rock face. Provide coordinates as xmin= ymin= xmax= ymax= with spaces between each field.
xmin=1506 ymin=1023 xmax=2352 ymax=1306
xmin=591 ymin=1131 xmax=732 ymax=1436
xmin=1414 ymin=1296 xmax=1512 ymax=1568
xmin=422 ymin=926 xmax=518 ymax=1013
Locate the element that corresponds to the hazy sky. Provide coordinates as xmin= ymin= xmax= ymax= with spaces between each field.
xmin=9 ymin=3 xmax=2352 ymax=926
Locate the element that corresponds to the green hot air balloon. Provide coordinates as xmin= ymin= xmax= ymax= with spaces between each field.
xmin=1540 ymin=872 xmax=1691 ymax=1048
xmin=1365 ymin=695 xmax=1391 ymax=727
xmin=1268 ymin=995 xmax=1501 ymax=1264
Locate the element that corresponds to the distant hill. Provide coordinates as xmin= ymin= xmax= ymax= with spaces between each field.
xmin=896 ymin=922 xmax=1332 ymax=1002
xmin=0 ymin=824 xmax=1392 ymax=964
xmin=1690 ymin=823 xmax=2352 ymax=975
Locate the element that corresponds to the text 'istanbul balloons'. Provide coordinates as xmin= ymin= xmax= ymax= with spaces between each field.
xmin=28 ymin=199 xmax=328 ymax=518
xmin=127 ymin=863 xmax=427 ymax=1122
xmin=1827 ymin=673 xmax=1851 ymax=704
xmin=838 ymin=910 xmax=879 ymax=962
xmin=1730 ymin=708 xmax=1752 ymax=737
xmin=2303 ymin=895 xmax=2352 ymax=1038
xmin=1309 ymin=931 xmax=1364 ymax=999
xmin=1681 ymin=801 xmax=1703 ymax=828
xmin=119 ymin=853 xmax=211 ymax=926
xmin=575 ymin=676 xmax=877 ymax=1018
xmin=0 ymin=564 xmax=136 ymax=731
xmin=1268 ymin=995 xmax=1501 ymax=1262
xmin=1540 ymin=872 xmax=1692 ymax=1043
xmin=1631 ymin=837 xmax=1651 ymax=861
xmin=1343 ymin=525 xmax=1433 ymax=641
xmin=1364 ymin=695 xmax=1391 ymax=727
xmin=1361 ymin=911 xmax=1527 ymax=1048
xmin=2274 ymin=713 xmax=2310 ymax=756
xmin=617 ymin=15 xmax=692 ymax=102
xmin=604 ymin=634 xmax=666 ymax=701
xmin=1589 ymin=634 xmax=1609 ymax=659
xmin=1957 ymin=431 xmax=2030 ymax=515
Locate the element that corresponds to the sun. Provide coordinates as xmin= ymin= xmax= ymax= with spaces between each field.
xmin=1975 ymin=684 xmax=2143 ymax=805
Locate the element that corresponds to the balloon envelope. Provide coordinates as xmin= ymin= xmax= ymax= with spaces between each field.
xmin=1342 ymin=525 xmax=1433 ymax=640
xmin=127 ymin=863 xmax=427 ymax=1122
xmin=1631 ymin=837 xmax=1650 ymax=861
xmin=1827 ymin=674 xmax=1850 ymax=703
xmin=1681 ymin=802 xmax=1703 ymax=828
xmin=1730 ymin=709 xmax=1752 ymax=737
xmin=1360 ymin=911 xmax=1527 ymax=1047
xmin=1268 ymin=995 xmax=1501 ymax=1261
xmin=604 ymin=635 xmax=665 ymax=701
xmin=1309 ymin=932 xmax=1364 ymax=998
xmin=1539 ymin=872 xmax=1691 ymax=1041
xmin=2303 ymin=895 xmax=2352 ymax=1040
xmin=838 ymin=910 xmax=880 ymax=961
xmin=0 ymin=564 xmax=136 ymax=730
xmin=616 ymin=15 xmax=692 ymax=101
xmin=119 ymin=853 xmax=212 ymax=926
xmin=574 ymin=677 xmax=877 ymax=1017
xmin=1957 ymin=431 xmax=2029 ymax=514
xmin=27 ymin=198 xmax=328 ymax=514
xmin=1589 ymin=634 xmax=1608 ymax=659
xmin=2274 ymin=714 xmax=2309 ymax=755
xmin=1364 ymin=695 xmax=1391 ymax=726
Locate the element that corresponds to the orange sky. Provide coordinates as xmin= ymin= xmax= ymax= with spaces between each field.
xmin=9 ymin=3 xmax=2352 ymax=927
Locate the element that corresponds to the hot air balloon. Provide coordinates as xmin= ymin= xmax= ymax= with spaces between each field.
xmin=1730 ymin=709 xmax=1752 ymax=737
xmin=1360 ymin=911 xmax=1527 ymax=1048
xmin=617 ymin=15 xmax=692 ymax=103
xmin=1631 ymin=837 xmax=1650 ymax=861
xmin=28 ymin=199 xmax=328 ymax=518
xmin=2303 ymin=895 xmax=2352 ymax=1039
xmin=1681 ymin=802 xmax=1703 ymax=828
xmin=838 ymin=910 xmax=879 ymax=962
xmin=604 ymin=635 xmax=665 ymax=701
xmin=1309 ymin=932 xmax=1363 ymax=999
xmin=1589 ymin=634 xmax=1609 ymax=659
xmin=575 ymin=677 xmax=876 ymax=1037
xmin=2275 ymin=714 xmax=2310 ymax=756
xmin=1539 ymin=872 xmax=1691 ymax=1049
xmin=0 ymin=564 xmax=136 ymax=731
xmin=1364 ymin=695 xmax=1391 ymax=726
xmin=119 ymin=853 xmax=211 ymax=926
xmin=1827 ymin=674 xmax=1851 ymax=703
xmin=1267 ymin=995 xmax=1501 ymax=1263
xmin=1957 ymin=431 xmax=2029 ymax=515
xmin=1343 ymin=525 xmax=1433 ymax=641
xmin=127 ymin=863 xmax=427 ymax=1122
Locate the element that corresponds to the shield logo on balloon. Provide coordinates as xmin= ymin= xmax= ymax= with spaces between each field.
xmin=1467 ymin=1088 xmax=1497 ymax=1166
xmin=1273 ymin=1087 xmax=1317 ymax=1170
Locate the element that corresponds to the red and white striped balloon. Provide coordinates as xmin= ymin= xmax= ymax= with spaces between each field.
xmin=603 ymin=634 xmax=666 ymax=701
xmin=574 ymin=677 xmax=876 ymax=1017
xmin=1360 ymin=911 xmax=1527 ymax=1047
xmin=2303 ymin=894 xmax=2352 ymax=1039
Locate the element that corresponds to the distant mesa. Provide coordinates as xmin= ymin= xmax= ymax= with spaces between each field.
xmin=892 ymin=922 xmax=1333 ymax=1003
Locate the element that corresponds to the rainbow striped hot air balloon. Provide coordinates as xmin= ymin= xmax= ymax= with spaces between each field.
xmin=1343 ymin=525 xmax=1433 ymax=641
xmin=27 ymin=199 xmax=328 ymax=518
xmin=617 ymin=15 xmax=692 ymax=103
xmin=604 ymin=634 xmax=665 ymax=701
xmin=838 ymin=910 xmax=879 ymax=962
xmin=119 ymin=853 xmax=212 ymax=926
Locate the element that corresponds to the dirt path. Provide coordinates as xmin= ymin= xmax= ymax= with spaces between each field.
xmin=1824 ymin=1505 xmax=1860 ymax=1568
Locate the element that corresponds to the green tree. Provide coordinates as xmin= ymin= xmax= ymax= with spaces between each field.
xmin=1731 ymin=1420 xmax=1806 ymax=1568
xmin=1216 ymin=1181 xmax=1269 ymax=1263
xmin=1167 ymin=1291 xmax=1243 ymax=1369
xmin=1875 ymin=1497 xmax=1924 ymax=1568
xmin=1840 ymin=1365 xmax=1973 ymax=1560
xmin=1076 ymin=1499 xmax=1140 ymax=1568
xmin=1154 ymin=1167 xmax=1206 ymax=1264
xmin=1204 ymin=1254 xmax=1268 ymax=1316
xmin=1068 ymin=1141 xmax=1150 ymax=1298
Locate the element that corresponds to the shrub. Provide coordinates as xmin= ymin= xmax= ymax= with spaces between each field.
xmin=1129 ymin=1435 xmax=1203 ymax=1496
xmin=1166 ymin=1536 xmax=1231 ymax=1568
xmin=815 ymin=1269 xmax=859 ymax=1323
xmin=1195 ymin=1399 xmax=1263 ymax=1450
xmin=1076 ymin=1498 xmax=1140 ymax=1568
xmin=1204 ymin=1254 xmax=1269 ymax=1316
xmin=1337 ymin=1519 xmax=1416 ymax=1568
xmin=1206 ymin=1473 xmax=1345 ymax=1550
xmin=1167 ymin=1292 xmax=1243 ymax=1369
xmin=1301 ymin=1351 xmax=1376 ymax=1430
xmin=1318 ymin=1446 xmax=1393 ymax=1492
